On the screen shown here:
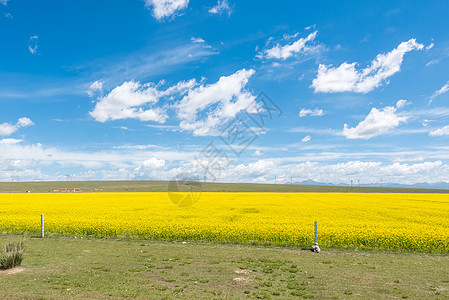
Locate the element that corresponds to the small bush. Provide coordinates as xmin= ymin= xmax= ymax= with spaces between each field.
xmin=0 ymin=240 xmax=24 ymax=270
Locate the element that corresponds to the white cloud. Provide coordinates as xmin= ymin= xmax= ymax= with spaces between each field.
xmin=258 ymin=31 xmax=318 ymax=60
xmin=90 ymin=80 xmax=195 ymax=123
xmin=143 ymin=157 xmax=165 ymax=168
xmin=17 ymin=117 xmax=34 ymax=127
xmin=134 ymin=158 xmax=166 ymax=178
xmin=232 ymin=160 xmax=275 ymax=178
xmin=85 ymin=42 xmax=217 ymax=85
xmin=4 ymin=137 xmax=449 ymax=185
xmin=0 ymin=138 xmax=23 ymax=145
xmin=425 ymin=59 xmax=439 ymax=67
xmin=426 ymin=43 xmax=434 ymax=50
xmin=283 ymin=160 xmax=449 ymax=185
xmin=301 ymin=135 xmax=311 ymax=142
xmin=144 ymin=0 xmax=189 ymax=21
xmin=176 ymin=68 xmax=257 ymax=136
xmin=209 ymin=0 xmax=232 ymax=16
xmin=0 ymin=0 xmax=9 ymax=5
xmin=90 ymin=69 xmax=256 ymax=136
xmin=312 ymin=39 xmax=424 ymax=93
xmin=252 ymin=150 xmax=263 ymax=157
xmin=299 ymin=108 xmax=324 ymax=117
xmin=0 ymin=123 xmax=18 ymax=136
xmin=191 ymin=37 xmax=205 ymax=44
xmin=429 ymin=81 xmax=449 ymax=104
xmin=395 ymin=99 xmax=410 ymax=109
xmin=342 ymin=105 xmax=407 ymax=139
xmin=429 ymin=125 xmax=449 ymax=137
xmin=190 ymin=37 xmax=212 ymax=49
xmin=87 ymin=80 xmax=103 ymax=97
xmin=0 ymin=138 xmax=196 ymax=173
xmin=113 ymin=144 xmax=166 ymax=150
xmin=0 ymin=117 xmax=34 ymax=136
xmin=28 ymin=35 xmax=39 ymax=54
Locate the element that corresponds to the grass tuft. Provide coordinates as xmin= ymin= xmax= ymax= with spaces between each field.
xmin=0 ymin=240 xmax=25 ymax=270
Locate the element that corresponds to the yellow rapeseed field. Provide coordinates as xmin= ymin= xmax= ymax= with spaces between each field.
xmin=0 ymin=192 xmax=448 ymax=252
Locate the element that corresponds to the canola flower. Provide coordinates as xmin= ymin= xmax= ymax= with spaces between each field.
xmin=0 ymin=192 xmax=447 ymax=252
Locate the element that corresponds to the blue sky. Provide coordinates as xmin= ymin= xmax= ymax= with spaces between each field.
xmin=1 ymin=0 xmax=449 ymax=184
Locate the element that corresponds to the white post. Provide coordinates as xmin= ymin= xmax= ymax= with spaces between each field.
xmin=312 ymin=221 xmax=320 ymax=253
xmin=41 ymin=214 xmax=44 ymax=238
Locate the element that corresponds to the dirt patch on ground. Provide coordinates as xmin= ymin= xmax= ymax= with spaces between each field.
xmin=232 ymin=268 xmax=255 ymax=284
xmin=232 ymin=277 xmax=248 ymax=282
xmin=0 ymin=267 xmax=25 ymax=275
xmin=234 ymin=267 xmax=252 ymax=275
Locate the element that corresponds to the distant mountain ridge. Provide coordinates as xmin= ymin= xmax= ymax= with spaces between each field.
xmin=291 ymin=179 xmax=449 ymax=190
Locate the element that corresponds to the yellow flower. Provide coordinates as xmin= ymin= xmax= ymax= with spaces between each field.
xmin=0 ymin=192 xmax=447 ymax=252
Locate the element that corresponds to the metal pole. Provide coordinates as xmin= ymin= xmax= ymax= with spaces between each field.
xmin=41 ymin=214 xmax=44 ymax=238
xmin=314 ymin=221 xmax=318 ymax=243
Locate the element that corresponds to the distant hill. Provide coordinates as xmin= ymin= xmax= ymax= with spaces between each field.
xmin=0 ymin=180 xmax=448 ymax=193
xmin=290 ymin=179 xmax=449 ymax=190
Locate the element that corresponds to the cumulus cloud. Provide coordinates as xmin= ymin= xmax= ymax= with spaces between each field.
xmin=312 ymin=39 xmax=424 ymax=93
xmin=283 ymin=160 xmax=449 ymax=185
xmin=143 ymin=157 xmax=165 ymax=168
xmin=429 ymin=81 xmax=449 ymax=104
xmin=3 ymin=136 xmax=449 ymax=185
xmin=258 ymin=31 xmax=318 ymax=60
xmin=0 ymin=138 xmax=197 ymax=178
xmin=209 ymin=0 xmax=232 ymax=16
xmin=90 ymin=69 xmax=257 ymax=136
xmin=429 ymin=125 xmax=449 ymax=137
xmin=134 ymin=158 xmax=166 ymax=178
xmin=144 ymin=0 xmax=189 ymax=21
xmin=0 ymin=118 xmax=34 ymax=136
xmin=232 ymin=160 xmax=275 ymax=178
xmin=301 ymin=135 xmax=311 ymax=142
xmin=342 ymin=105 xmax=407 ymax=139
xmin=299 ymin=108 xmax=324 ymax=117
xmin=181 ymin=159 xmax=449 ymax=185
xmin=176 ymin=68 xmax=257 ymax=136
xmin=28 ymin=35 xmax=39 ymax=54
xmin=395 ymin=99 xmax=410 ymax=109
xmin=90 ymin=80 xmax=195 ymax=123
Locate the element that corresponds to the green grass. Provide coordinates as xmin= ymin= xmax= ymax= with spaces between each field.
xmin=1 ymin=235 xmax=448 ymax=299
xmin=0 ymin=180 xmax=448 ymax=193
xmin=0 ymin=240 xmax=24 ymax=270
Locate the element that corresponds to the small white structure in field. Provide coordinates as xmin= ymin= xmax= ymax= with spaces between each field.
xmin=312 ymin=242 xmax=320 ymax=253
xmin=312 ymin=221 xmax=320 ymax=253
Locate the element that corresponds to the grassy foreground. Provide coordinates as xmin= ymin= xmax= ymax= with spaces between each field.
xmin=1 ymin=180 xmax=448 ymax=193
xmin=1 ymin=235 xmax=448 ymax=299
